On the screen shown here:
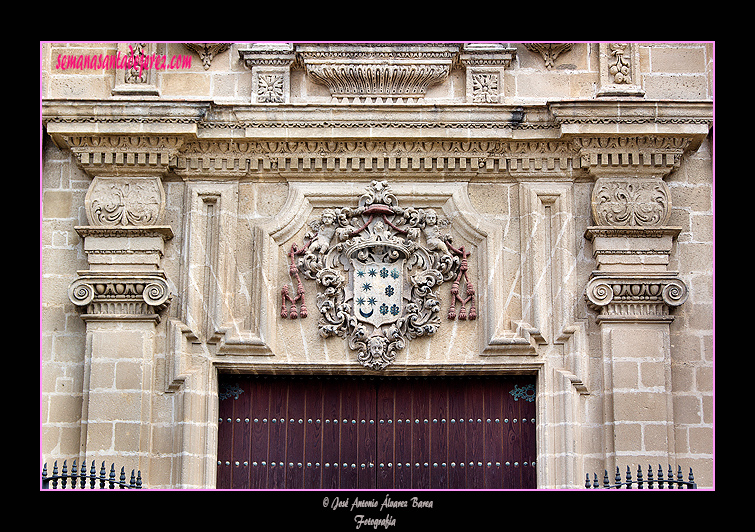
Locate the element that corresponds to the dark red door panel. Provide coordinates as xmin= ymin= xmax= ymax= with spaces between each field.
xmin=217 ymin=375 xmax=536 ymax=489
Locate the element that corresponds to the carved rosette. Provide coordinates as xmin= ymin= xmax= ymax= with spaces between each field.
xmin=239 ymin=45 xmax=297 ymax=104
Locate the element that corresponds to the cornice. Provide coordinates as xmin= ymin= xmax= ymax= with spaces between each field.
xmin=42 ymin=99 xmax=712 ymax=179
xmin=42 ymin=99 xmax=712 ymax=138
xmin=43 ymin=99 xmax=210 ymax=127
xmin=549 ymin=100 xmax=712 ymax=143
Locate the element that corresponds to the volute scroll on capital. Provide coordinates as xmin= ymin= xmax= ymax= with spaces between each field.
xmin=68 ymin=274 xmax=172 ymax=322
xmin=70 ymin=174 xmax=175 ymax=322
xmin=585 ymin=275 xmax=688 ymax=319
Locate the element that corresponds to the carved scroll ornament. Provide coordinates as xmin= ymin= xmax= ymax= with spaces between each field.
xmin=591 ymin=177 xmax=670 ymax=227
xmin=585 ymin=275 xmax=687 ymax=320
xmin=183 ymin=43 xmax=231 ymax=70
xmin=85 ymin=176 xmax=165 ymax=226
xmin=524 ymin=43 xmax=573 ymax=69
xmin=69 ymin=274 xmax=172 ymax=319
xmin=280 ymin=181 xmax=475 ymax=370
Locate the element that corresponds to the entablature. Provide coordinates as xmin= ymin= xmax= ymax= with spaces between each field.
xmin=43 ymin=98 xmax=712 ymax=180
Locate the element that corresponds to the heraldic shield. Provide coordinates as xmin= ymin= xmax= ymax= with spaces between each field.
xmin=283 ymin=181 xmax=471 ymax=370
xmin=351 ymin=258 xmax=405 ymax=329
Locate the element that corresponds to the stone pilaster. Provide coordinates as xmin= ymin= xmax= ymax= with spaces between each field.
xmin=68 ymin=175 xmax=173 ymax=480
xmin=584 ymin=173 xmax=687 ymax=468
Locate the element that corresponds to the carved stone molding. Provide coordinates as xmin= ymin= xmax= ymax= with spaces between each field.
xmin=585 ymin=274 xmax=687 ymax=321
xmin=69 ymin=273 xmax=172 ymax=322
xmin=53 ymin=134 xmax=189 ymax=177
xmin=297 ymin=43 xmax=459 ymax=104
xmin=549 ymin=102 xmax=712 ymax=168
xmin=524 ymin=43 xmax=573 ymax=69
xmin=173 ymin=138 xmax=580 ymax=178
xmin=183 ymin=43 xmax=231 ymax=70
xmin=43 ymin=100 xmax=712 ymax=183
xmin=591 ymin=177 xmax=670 ymax=227
xmin=85 ymin=176 xmax=166 ymax=226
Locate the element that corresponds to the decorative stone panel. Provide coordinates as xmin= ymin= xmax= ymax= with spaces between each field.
xmin=85 ymin=176 xmax=166 ymax=226
xmin=591 ymin=177 xmax=671 ymax=227
xmin=112 ymin=42 xmax=161 ymax=96
xmin=458 ymin=43 xmax=516 ymax=103
xmin=239 ymin=44 xmax=297 ymax=103
xmin=296 ymin=43 xmax=458 ymax=104
xmin=596 ymin=42 xmax=644 ymax=98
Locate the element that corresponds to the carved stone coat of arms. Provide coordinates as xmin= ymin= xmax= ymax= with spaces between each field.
xmin=281 ymin=181 xmax=475 ymax=370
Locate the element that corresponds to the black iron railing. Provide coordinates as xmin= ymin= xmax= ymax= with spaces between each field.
xmin=42 ymin=460 xmax=142 ymax=489
xmin=586 ymin=464 xmax=696 ymax=489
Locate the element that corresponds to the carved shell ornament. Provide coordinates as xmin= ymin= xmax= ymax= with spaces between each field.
xmin=280 ymin=181 xmax=476 ymax=370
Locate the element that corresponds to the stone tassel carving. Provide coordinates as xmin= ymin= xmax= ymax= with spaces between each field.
xmin=446 ymin=241 xmax=476 ymax=320
xmin=280 ymin=244 xmax=308 ymax=319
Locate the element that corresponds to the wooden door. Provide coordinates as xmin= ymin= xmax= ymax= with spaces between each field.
xmin=217 ymin=375 xmax=536 ymax=489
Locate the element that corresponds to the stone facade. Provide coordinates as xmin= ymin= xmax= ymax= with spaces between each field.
xmin=41 ymin=42 xmax=714 ymax=489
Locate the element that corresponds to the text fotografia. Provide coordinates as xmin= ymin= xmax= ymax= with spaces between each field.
xmin=323 ymin=494 xmax=433 ymax=529
xmin=55 ymin=47 xmax=191 ymax=73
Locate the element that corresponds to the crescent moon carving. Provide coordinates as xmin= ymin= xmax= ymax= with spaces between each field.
xmin=359 ymin=307 xmax=374 ymax=318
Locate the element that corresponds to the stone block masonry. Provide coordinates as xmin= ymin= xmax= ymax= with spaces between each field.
xmin=41 ymin=42 xmax=714 ymax=489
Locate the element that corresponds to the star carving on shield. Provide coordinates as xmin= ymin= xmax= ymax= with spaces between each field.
xmin=281 ymin=181 xmax=472 ymax=370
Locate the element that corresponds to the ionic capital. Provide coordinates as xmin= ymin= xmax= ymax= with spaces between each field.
xmin=68 ymin=273 xmax=172 ymax=322
xmin=585 ymin=274 xmax=688 ymax=322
